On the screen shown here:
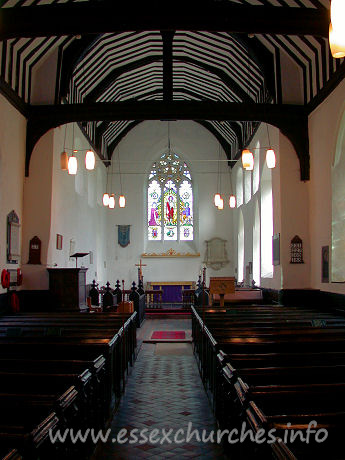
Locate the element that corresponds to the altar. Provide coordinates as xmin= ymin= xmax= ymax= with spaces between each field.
xmin=146 ymin=281 xmax=195 ymax=305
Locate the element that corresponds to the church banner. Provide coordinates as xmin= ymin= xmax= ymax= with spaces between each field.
xmin=118 ymin=225 xmax=130 ymax=248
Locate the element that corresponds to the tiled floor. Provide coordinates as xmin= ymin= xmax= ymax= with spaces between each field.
xmin=93 ymin=319 xmax=229 ymax=459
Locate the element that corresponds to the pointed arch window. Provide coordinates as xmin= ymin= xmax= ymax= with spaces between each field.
xmin=148 ymin=152 xmax=193 ymax=241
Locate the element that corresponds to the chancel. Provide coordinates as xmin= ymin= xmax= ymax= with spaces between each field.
xmin=0 ymin=0 xmax=345 ymax=459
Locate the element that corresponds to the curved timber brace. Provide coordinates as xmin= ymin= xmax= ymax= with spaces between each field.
xmin=25 ymin=101 xmax=310 ymax=181
xmin=277 ymin=116 xmax=310 ymax=181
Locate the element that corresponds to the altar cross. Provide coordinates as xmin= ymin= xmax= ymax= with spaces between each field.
xmin=135 ymin=258 xmax=147 ymax=282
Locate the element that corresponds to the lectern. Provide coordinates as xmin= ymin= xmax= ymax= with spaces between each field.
xmin=47 ymin=268 xmax=88 ymax=311
xmin=209 ymin=277 xmax=235 ymax=307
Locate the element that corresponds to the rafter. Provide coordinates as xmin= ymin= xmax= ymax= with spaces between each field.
xmin=26 ymin=100 xmax=309 ymax=180
xmin=0 ymin=3 xmax=329 ymax=40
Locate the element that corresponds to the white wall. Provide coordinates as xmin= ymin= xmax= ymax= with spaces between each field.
xmin=232 ymin=123 xmax=282 ymax=290
xmin=22 ymin=130 xmax=54 ymax=289
xmin=0 ymin=94 xmax=26 ymax=294
xmin=22 ymin=123 xmax=109 ymax=289
xmin=309 ymin=78 xmax=345 ymax=294
xmin=4 ymin=78 xmax=345 ymax=297
xmin=105 ymin=121 xmax=235 ymax=288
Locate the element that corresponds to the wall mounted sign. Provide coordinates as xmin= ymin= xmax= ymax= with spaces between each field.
xmin=7 ymin=210 xmax=20 ymax=264
xmin=290 ymin=235 xmax=304 ymax=264
xmin=321 ymin=245 xmax=329 ymax=283
xmin=28 ymin=236 xmax=41 ymax=264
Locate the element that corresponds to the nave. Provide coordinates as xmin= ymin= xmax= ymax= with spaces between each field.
xmin=1 ymin=296 xmax=345 ymax=460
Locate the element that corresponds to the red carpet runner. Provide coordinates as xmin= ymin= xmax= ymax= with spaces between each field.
xmin=151 ymin=331 xmax=186 ymax=340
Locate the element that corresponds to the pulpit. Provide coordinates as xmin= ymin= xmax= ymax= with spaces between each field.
xmin=47 ymin=268 xmax=88 ymax=311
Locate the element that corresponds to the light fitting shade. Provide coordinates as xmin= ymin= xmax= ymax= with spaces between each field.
xmin=85 ymin=150 xmax=95 ymax=170
xmin=217 ymin=197 xmax=224 ymax=210
xmin=329 ymin=22 xmax=345 ymax=58
xmin=242 ymin=149 xmax=254 ymax=170
xmin=266 ymin=149 xmax=276 ymax=169
xmin=214 ymin=193 xmax=221 ymax=206
xmin=229 ymin=195 xmax=236 ymax=208
xmin=60 ymin=151 xmax=68 ymax=170
xmin=102 ymin=193 xmax=110 ymax=206
xmin=331 ymin=0 xmax=345 ymax=32
xmin=119 ymin=195 xmax=126 ymax=208
xmin=68 ymin=155 xmax=77 ymax=175
xmin=108 ymin=194 xmax=115 ymax=209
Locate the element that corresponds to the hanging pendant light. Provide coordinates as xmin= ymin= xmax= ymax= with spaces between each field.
xmin=103 ymin=166 xmax=110 ymax=206
xmin=68 ymin=123 xmax=77 ymax=175
xmin=242 ymin=149 xmax=254 ymax=170
xmin=214 ymin=143 xmax=222 ymax=207
xmin=214 ymin=193 xmax=221 ymax=207
xmin=108 ymin=194 xmax=115 ymax=209
xmin=264 ymin=122 xmax=277 ymax=169
xmin=102 ymin=193 xmax=110 ymax=206
xmin=119 ymin=195 xmax=126 ymax=208
xmin=60 ymin=124 xmax=69 ymax=170
xmin=229 ymin=195 xmax=236 ymax=208
xmin=217 ymin=197 xmax=224 ymax=210
xmin=85 ymin=149 xmax=95 ymax=170
xmin=266 ymin=149 xmax=276 ymax=169
xmin=331 ymin=0 xmax=345 ymax=33
xmin=329 ymin=22 xmax=345 ymax=58
xmin=60 ymin=151 xmax=68 ymax=170
xmin=117 ymin=146 xmax=126 ymax=208
xmin=68 ymin=155 xmax=77 ymax=175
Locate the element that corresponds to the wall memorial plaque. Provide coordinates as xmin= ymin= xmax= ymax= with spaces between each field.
xmin=56 ymin=234 xmax=63 ymax=250
xmin=7 ymin=210 xmax=20 ymax=264
xmin=290 ymin=235 xmax=304 ymax=264
xmin=28 ymin=236 xmax=41 ymax=264
xmin=203 ymin=237 xmax=229 ymax=270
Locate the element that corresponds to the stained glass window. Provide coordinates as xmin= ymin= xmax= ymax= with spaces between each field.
xmin=148 ymin=180 xmax=162 ymax=241
xmin=164 ymin=181 xmax=177 ymax=240
xmin=147 ymin=152 xmax=193 ymax=241
xmin=179 ymin=181 xmax=193 ymax=241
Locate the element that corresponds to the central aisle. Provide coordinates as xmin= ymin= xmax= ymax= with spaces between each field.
xmin=93 ymin=319 xmax=229 ymax=459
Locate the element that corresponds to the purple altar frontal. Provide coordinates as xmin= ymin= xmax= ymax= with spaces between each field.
xmin=147 ymin=282 xmax=195 ymax=304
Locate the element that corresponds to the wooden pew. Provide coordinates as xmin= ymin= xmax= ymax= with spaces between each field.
xmin=0 ymin=311 xmax=138 ymax=394
xmin=0 ymin=412 xmax=62 ymax=460
xmin=0 ymin=311 xmax=138 ymax=459
xmin=191 ymin=304 xmax=345 ymax=460
xmin=0 ymin=450 xmax=22 ymax=460
xmin=0 ymin=356 xmax=107 ymax=427
xmin=245 ymin=400 xmax=345 ymax=459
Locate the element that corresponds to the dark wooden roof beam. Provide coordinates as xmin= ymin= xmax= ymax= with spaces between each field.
xmin=26 ymin=100 xmax=310 ymax=180
xmin=0 ymin=3 xmax=329 ymax=40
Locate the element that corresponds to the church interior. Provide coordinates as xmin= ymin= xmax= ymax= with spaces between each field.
xmin=0 ymin=0 xmax=345 ymax=458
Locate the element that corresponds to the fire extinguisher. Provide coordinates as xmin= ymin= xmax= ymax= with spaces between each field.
xmin=1 ymin=269 xmax=10 ymax=289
